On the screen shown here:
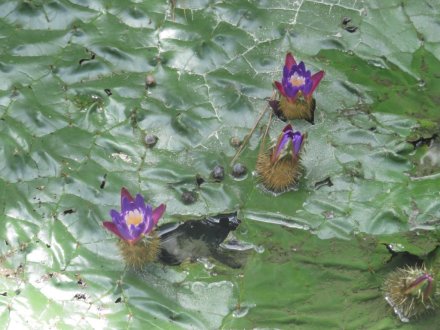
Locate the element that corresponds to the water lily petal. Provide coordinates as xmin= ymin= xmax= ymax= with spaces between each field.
xmin=121 ymin=187 xmax=134 ymax=213
xmin=297 ymin=61 xmax=306 ymax=74
xmin=283 ymin=64 xmax=291 ymax=80
xmin=152 ymin=204 xmax=166 ymax=226
xmin=142 ymin=204 xmax=155 ymax=235
xmin=292 ymin=132 xmax=303 ymax=156
xmin=103 ymin=221 xmax=127 ymax=241
xmin=308 ymin=70 xmax=324 ymax=97
xmin=272 ymin=124 xmax=293 ymax=162
xmin=121 ymin=187 xmax=134 ymax=202
xmin=110 ymin=209 xmax=123 ymax=224
xmin=283 ymin=83 xmax=301 ymax=99
xmin=274 ymin=81 xmax=287 ymax=97
xmin=129 ymin=221 xmax=147 ymax=244
xmin=110 ymin=209 xmax=134 ymax=240
xmin=282 ymin=123 xmax=294 ymax=134
xmin=285 ymin=52 xmax=296 ymax=71
xmin=133 ymin=193 xmax=147 ymax=212
xmin=302 ymin=78 xmax=313 ymax=96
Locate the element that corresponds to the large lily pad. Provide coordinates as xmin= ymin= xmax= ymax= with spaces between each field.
xmin=1 ymin=0 xmax=439 ymax=328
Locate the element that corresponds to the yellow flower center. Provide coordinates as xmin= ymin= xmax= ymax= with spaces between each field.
xmin=289 ymin=72 xmax=305 ymax=87
xmin=125 ymin=209 xmax=143 ymax=226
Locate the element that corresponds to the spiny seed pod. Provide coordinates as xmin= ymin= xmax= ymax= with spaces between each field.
xmin=384 ymin=266 xmax=438 ymax=322
xmin=118 ymin=234 xmax=161 ymax=268
xmin=275 ymin=97 xmax=316 ymax=123
xmin=256 ymin=124 xmax=305 ymax=193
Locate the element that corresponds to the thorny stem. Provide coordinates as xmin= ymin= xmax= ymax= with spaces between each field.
xmin=230 ymin=91 xmax=275 ymax=165
xmin=259 ymin=110 xmax=272 ymax=154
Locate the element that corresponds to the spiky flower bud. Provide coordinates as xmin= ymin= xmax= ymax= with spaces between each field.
xmin=384 ymin=266 xmax=437 ymax=322
xmin=256 ymin=124 xmax=305 ymax=193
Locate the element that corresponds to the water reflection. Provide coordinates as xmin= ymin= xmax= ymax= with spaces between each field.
xmin=157 ymin=212 xmax=247 ymax=268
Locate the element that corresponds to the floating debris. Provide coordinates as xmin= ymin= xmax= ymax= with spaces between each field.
xmin=344 ymin=25 xmax=358 ymax=33
xmin=342 ymin=17 xmax=352 ymax=25
xmin=111 ymin=152 xmax=133 ymax=164
xmin=314 ymin=176 xmax=333 ymax=190
xmin=100 ymin=173 xmax=107 ymax=189
xmin=341 ymin=16 xmax=358 ymax=33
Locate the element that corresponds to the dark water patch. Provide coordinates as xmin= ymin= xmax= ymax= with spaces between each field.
xmin=157 ymin=212 xmax=246 ymax=268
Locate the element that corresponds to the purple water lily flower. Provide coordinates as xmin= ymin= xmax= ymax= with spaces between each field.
xmin=271 ymin=124 xmax=304 ymax=163
xmin=274 ymin=52 xmax=324 ymax=102
xmin=103 ymin=188 xmax=166 ymax=244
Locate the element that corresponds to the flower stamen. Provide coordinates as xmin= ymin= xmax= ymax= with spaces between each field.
xmin=289 ymin=72 xmax=305 ymax=87
xmin=125 ymin=209 xmax=143 ymax=226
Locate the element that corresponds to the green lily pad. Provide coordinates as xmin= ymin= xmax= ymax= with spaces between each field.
xmin=1 ymin=0 xmax=440 ymax=328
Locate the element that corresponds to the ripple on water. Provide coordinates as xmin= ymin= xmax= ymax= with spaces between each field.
xmin=232 ymin=303 xmax=256 ymax=318
xmin=221 ymin=239 xmax=265 ymax=254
